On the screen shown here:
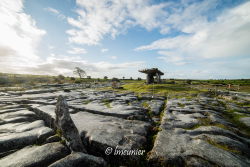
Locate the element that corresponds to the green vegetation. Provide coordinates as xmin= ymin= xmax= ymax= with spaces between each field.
xmin=222 ymin=98 xmax=250 ymax=108
xmin=55 ymin=129 xmax=62 ymax=137
xmin=1 ymin=72 xmax=250 ymax=93
xmin=82 ymin=100 xmax=91 ymax=105
xmin=222 ymin=109 xmax=250 ymax=136
xmin=177 ymin=102 xmax=185 ymax=108
xmin=123 ymin=83 xmax=190 ymax=93
xmin=142 ymin=101 xmax=150 ymax=109
xmin=184 ymin=117 xmax=230 ymax=131
xmin=102 ymin=99 xmax=112 ymax=108
xmin=55 ymin=129 xmax=67 ymax=145
xmin=0 ymin=72 xmax=77 ymax=87
xmin=0 ymin=72 xmax=142 ymax=89
xmin=205 ymin=137 xmax=241 ymax=154
xmin=122 ymin=82 xmax=201 ymax=98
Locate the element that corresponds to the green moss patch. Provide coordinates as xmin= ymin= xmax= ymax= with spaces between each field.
xmin=101 ymin=99 xmax=112 ymax=108
xmin=205 ymin=138 xmax=241 ymax=154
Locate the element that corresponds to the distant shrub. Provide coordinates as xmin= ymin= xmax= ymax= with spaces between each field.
xmin=111 ymin=78 xmax=120 ymax=82
xmin=63 ymin=89 xmax=71 ymax=92
xmin=58 ymin=75 xmax=65 ymax=80
xmin=232 ymin=96 xmax=238 ymax=100
xmin=53 ymin=77 xmax=60 ymax=83
xmin=0 ymin=77 xmax=10 ymax=85
xmin=169 ymin=81 xmax=175 ymax=84
xmin=14 ymin=77 xmax=27 ymax=84
xmin=74 ymin=79 xmax=81 ymax=84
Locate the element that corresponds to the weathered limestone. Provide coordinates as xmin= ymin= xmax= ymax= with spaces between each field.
xmin=49 ymin=152 xmax=107 ymax=167
xmin=240 ymin=117 xmax=250 ymax=128
xmin=147 ymin=100 xmax=165 ymax=115
xmin=0 ymin=142 xmax=69 ymax=167
xmin=55 ymin=95 xmax=86 ymax=153
xmin=69 ymin=101 xmax=148 ymax=120
xmin=0 ymin=108 xmax=54 ymax=153
xmin=1 ymin=85 xmax=250 ymax=166
xmin=71 ymin=111 xmax=150 ymax=162
xmin=148 ymin=98 xmax=250 ymax=166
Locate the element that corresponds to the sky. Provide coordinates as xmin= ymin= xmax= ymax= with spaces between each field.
xmin=0 ymin=0 xmax=249 ymax=79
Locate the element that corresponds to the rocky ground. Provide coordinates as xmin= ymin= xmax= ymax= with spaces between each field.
xmin=0 ymin=84 xmax=250 ymax=166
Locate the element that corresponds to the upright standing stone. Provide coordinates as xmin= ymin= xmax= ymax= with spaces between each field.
xmin=55 ymin=95 xmax=86 ymax=153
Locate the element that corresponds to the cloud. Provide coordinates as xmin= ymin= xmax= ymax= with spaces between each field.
xmin=101 ymin=48 xmax=109 ymax=53
xmin=110 ymin=56 xmax=117 ymax=60
xmin=136 ymin=1 xmax=250 ymax=59
xmin=0 ymin=0 xmax=144 ymax=78
xmin=44 ymin=7 xmax=66 ymax=20
xmin=133 ymin=1 xmax=250 ymax=79
xmin=49 ymin=45 xmax=55 ymax=50
xmin=66 ymin=0 xmax=169 ymax=45
xmin=67 ymin=47 xmax=87 ymax=54
xmin=0 ymin=0 xmax=46 ymax=72
xmin=157 ymin=51 xmax=188 ymax=66
xmin=23 ymin=55 xmax=145 ymax=77
xmin=44 ymin=7 xmax=59 ymax=14
xmin=165 ymin=57 xmax=250 ymax=79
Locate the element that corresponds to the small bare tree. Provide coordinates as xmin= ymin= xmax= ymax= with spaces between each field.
xmin=73 ymin=67 xmax=86 ymax=79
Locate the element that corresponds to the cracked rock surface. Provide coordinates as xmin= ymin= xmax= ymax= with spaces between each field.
xmin=149 ymin=97 xmax=250 ymax=167
xmin=0 ymin=84 xmax=250 ymax=166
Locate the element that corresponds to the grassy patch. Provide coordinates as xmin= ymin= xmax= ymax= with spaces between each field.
xmin=102 ymin=99 xmax=112 ymax=108
xmin=158 ymin=100 xmax=167 ymax=120
xmin=184 ymin=124 xmax=201 ymax=130
xmin=142 ymin=101 xmax=155 ymax=118
xmin=142 ymin=101 xmax=150 ymax=109
xmin=82 ymin=100 xmax=91 ymax=104
xmin=222 ymin=109 xmax=250 ymax=136
xmin=122 ymin=83 xmax=199 ymax=96
xmin=0 ymin=87 xmax=26 ymax=92
xmin=235 ymin=101 xmax=250 ymax=107
xmin=177 ymin=102 xmax=185 ymax=108
xmin=184 ymin=117 xmax=230 ymax=131
xmin=55 ymin=129 xmax=67 ymax=145
xmin=198 ymin=117 xmax=213 ymax=125
xmin=205 ymin=138 xmax=241 ymax=154
xmin=55 ymin=129 xmax=62 ymax=137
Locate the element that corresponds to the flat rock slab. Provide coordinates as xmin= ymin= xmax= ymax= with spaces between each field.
xmin=0 ymin=142 xmax=69 ymax=167
xmin=31 ymin=104 xmax=56 ymax=118
xmin=49 ymin=152 xmax=107 ymax=167
xmin=0 ymin=107 xmax=54 ymax=153
xmin=70 ymin=101 xmax=146 ymax=120
xmin=71 ymin=112 xmax=150 ymax=157
xmin=0 ymin=124 xmax=54 ymax=153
